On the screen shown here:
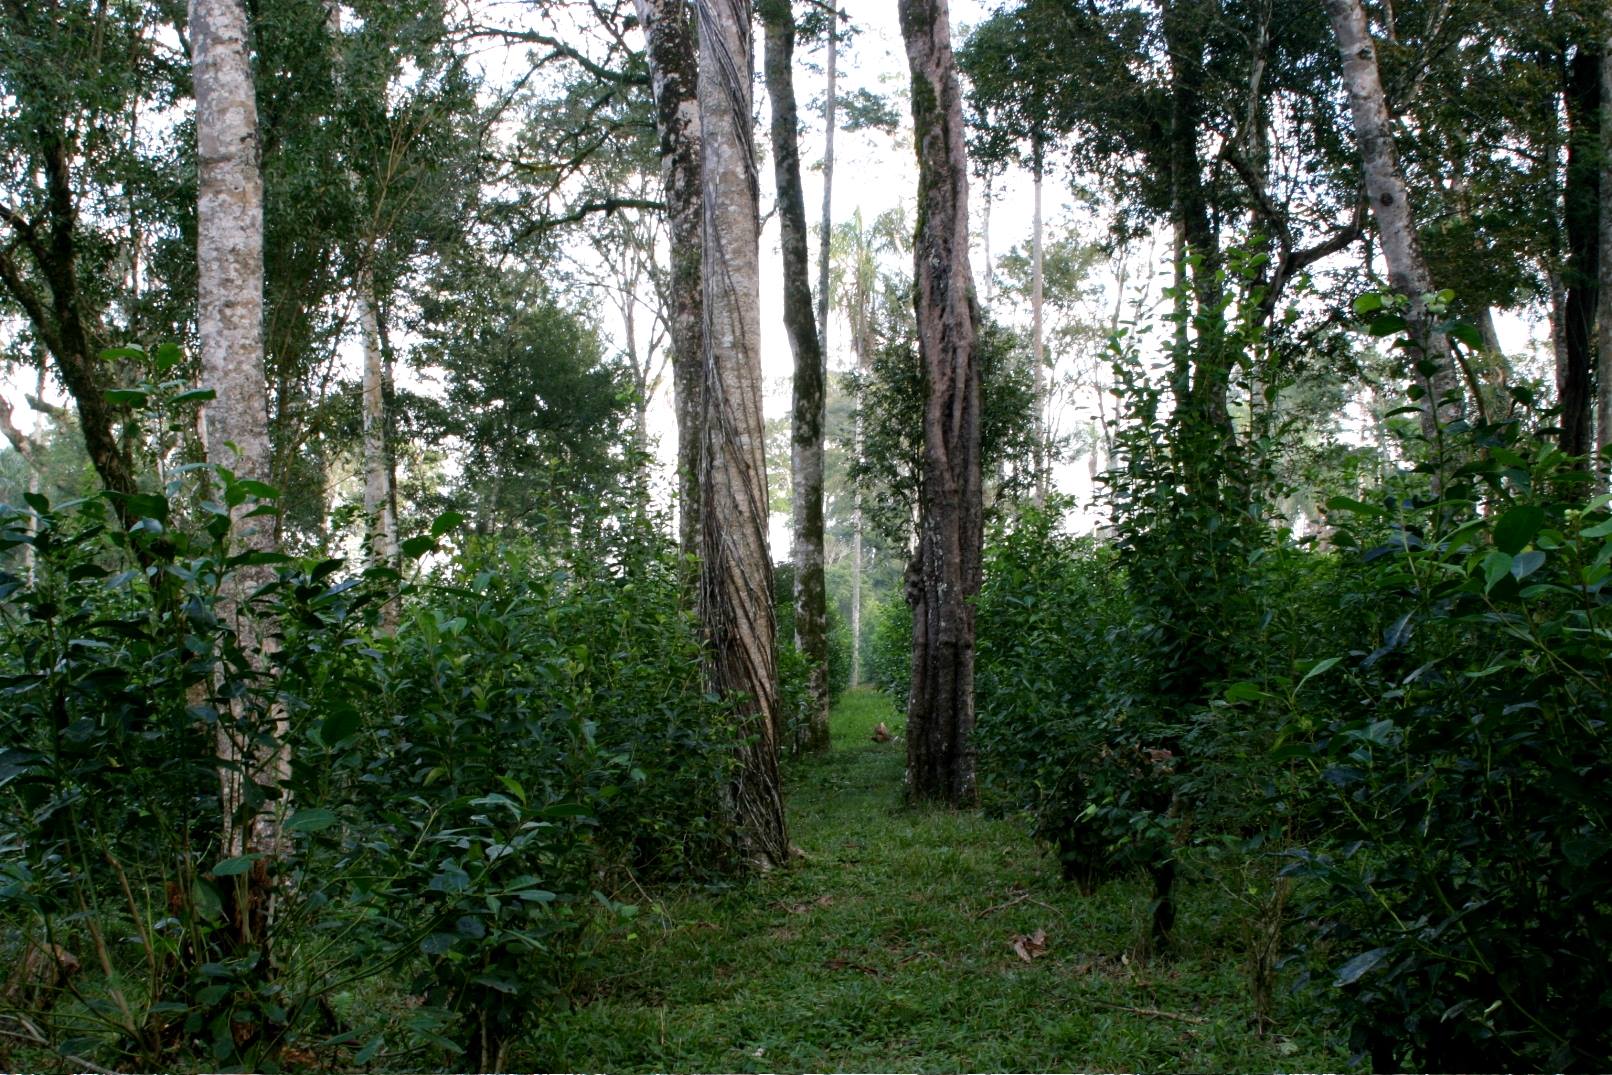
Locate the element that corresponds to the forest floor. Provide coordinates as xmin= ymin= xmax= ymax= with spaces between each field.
xmin=524 ymin=689 xmax=1349 ymax=1072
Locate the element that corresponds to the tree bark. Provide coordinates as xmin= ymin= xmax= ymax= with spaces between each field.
xmin=1030 ymin=145 xmax=1047 ymax=504
xmin=358 ymin=272 xmax=400 ymax=619
xmin=761 ymin=0 xmax=830 ymax=754
xmin=192 ymin=0 xmax=287 ymax=893
xmin=635 ymin=0 xmax=705 ymax=563
xmin=1324 ymin=0 xmax=1462 ymax=452
xmin=900 ymin=0 xmax=983 ymax=806
xmin=1598 ymin=35 xmax=1612 ymax=485
xmin=1562 ymin=43 xmax=1601 ymax=463
xmin=697 ymin=0 xmax=790 ymax=866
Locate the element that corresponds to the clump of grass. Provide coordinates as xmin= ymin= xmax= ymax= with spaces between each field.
xmin=521 ymin=688 xmax=1349 ymax=1072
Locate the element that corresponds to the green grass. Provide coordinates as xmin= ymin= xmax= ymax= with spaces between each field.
xmin=521 ymin=689 xmax=1349 ymax=1072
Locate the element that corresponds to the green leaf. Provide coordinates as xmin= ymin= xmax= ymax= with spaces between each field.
xmin=1493 ymin=505 xmax=1544 ymax=555
xmin=431 ymin=510 xmax=465 ymax=538
xmin=1367 ymin=313 xmax=1406 ymax=337
xmin=286 ymin=807 xmax=338 ymax=833
xmin=100 ymin=345 xmax=147 ymax=362
xmin=1334 ymin=946 xmax=1390 ymax=986
xmin=1447 ymin=323 xmax=1482 ymax=349
xmin=321 ymin=707 xmax=360 ymax=746
xmin=540 ymin=801 xmax=592 ymax=819
xmin=1352 ymin=292 xmax=1384 ymax=314
xmin=170 ymin=387 xmax=216 ymax=405
xmin=1481 ymin=550 xmax=1513 ymax=592
xmin=104 ymin=388 xmax=149 ymax=406
xmin=1223 ymin=681 xmax=1267 ymax=703
xmin=153 ymin=342 xmax=183 ymax=372
xmin=212 ymin=855 xmax=256 ymax=877
xmin=191 ymin=878 xmax=224 ymax=921
xmin=1510 ymin=549 xmax=1546 ymax=580
xmin=1579 ymin=518 xmax=1612 ymax=539
xmin=1296 ymin=656 xmax=1342 ymax=691
xmin=400 ymin=535 xmax=436 ymax=559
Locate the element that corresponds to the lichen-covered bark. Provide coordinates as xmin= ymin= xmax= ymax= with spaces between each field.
xmin=761 ymin=0 xmax=829 ymax=754
xmin=635 ymin=0 xmax=705 ymax=562
xmin=192 ymin=0 xmax=287 ymax=880
xmin=900 ymin=0 xmax=983 ymax=806
xmin=1324 ymin=0 xmax=1462 ymax=447
xmin=1030 ymin=150 xmax=1046 ymax=504
xmin=697 ymin=0 xmax=789 ymax=866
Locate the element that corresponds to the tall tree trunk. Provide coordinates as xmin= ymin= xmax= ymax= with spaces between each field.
xmin=981 ymin=167 xmax=994 ymax=307
xmin=762 ymin=0 xmax=830 ymax=753
xmin=697 ymin=0 xmax=789 ymax=866
xmin=358 ymin=273 xmax=399 ymax=624
xmin=900 ymin=0 xmax=983 ymax=806
xmin=636 ymin=0 xmax=705 ymax=564
xmin=1598 ymin=35 xmax=1612 ymax=485
xmin=1324 ymin=0 xmax=1462 ymax=452
xmin=192 ymin=0 xmax=287 ymax=927
xmin=1562 ymin=43 xmax=1602 ymax=463
xmin=1030 ymin=144 xmax=1047 ymax=505
xmin=817 ymin=6 xmax=838 ymax=351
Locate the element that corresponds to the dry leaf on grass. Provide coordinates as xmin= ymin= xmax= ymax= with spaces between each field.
xmin=1010 ymin=928 xmax=1049 ymax=962
xmin=786 ymin=893 xmax=834 ymax=914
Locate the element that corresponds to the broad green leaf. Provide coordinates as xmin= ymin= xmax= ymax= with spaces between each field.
xmin=1492 ymin=505 xmax=1544 ymax=555
xmin=212 ymin=855 xmax=256 ymax=877
xmin=1296 ymin=656 xmax=1342 ymax=691
xmin=286 ymin=807 xmax=338 ymax=833
xmin=1510 ymin=549 xmax=1546 ymax=580
xmin=1481 ymin=550 xmax=1512 ymax=592
xmin=1334 ymin=946 xmax=1390 ymax=986
xmin=431 ymin=510 xmax=465 ymax=538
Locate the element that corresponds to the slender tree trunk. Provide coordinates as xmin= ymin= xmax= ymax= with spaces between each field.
xmin=697 ymin=0 xmax=789 ymax=866
xmin=358 ymin=273 xmax=399 ymax=623
xmin=192 ymin=0 xmax=287 ymax=921
xmin=900 ymin=0 xmax=983 ymax=807
xmin=1562 ymin=44 xmax=1602 ymax=463
xmin=636 ymin=0 xmax=705 ymax=564
xmin=1030 ymin=146 xmax=1047 ymax=505
xmin=761 ymin=0 xmax=830 ymax=753
xmin=981 ymin=167 xmax=994 ymax=307
xmin=849 ymin=240 xmax=873 ymax=689
xmin=1598 ymin=36 xmax=1612 ymax=486
xmin=817 ymin=7 xmax=837 ymax=351
xmin=1324 ymin=0 xmax=1461 ymax=451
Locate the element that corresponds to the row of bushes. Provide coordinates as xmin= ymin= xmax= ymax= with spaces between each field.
xmin=0 ymin=483 xmax=736 ymax=1070
xmin=962 ymin=419 xmax=1612 ymax=1069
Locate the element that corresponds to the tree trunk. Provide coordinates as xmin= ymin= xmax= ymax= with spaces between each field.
xmin=1324 ymin=0 xmax=1462 ymax=451
xmin=761 ymin=0 xmax=830 ymax=754
xmin=900 ymin=0 xmax=983 ymax=807
xmin=817 ymin=7 xmax=838 ymax=352
xmin=635 ymin=0 xmax=705 ymax=564
xmin=358 ymin=272 xmax=399 ymax=627
xmin=1030 ymin=147 xmax=1047 ymax=505
xmin=697 ymin=0 xmax=790 ymax=866
xmin=192 ymin=0 xmax=287 ymax=904
xmin=1598 ymin=36 xmax=1612 ymax=485
xmin=1562 ymin=43 xmax=1601 ymax=463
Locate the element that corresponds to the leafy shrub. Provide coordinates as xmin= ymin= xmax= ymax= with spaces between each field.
xmin=0 ymin=486 xmax=736 ymax=1071
xmin=863 ymin=597 xmax=912 ymax=706
xmin=1263 ymin=426 xmax=1612 ymax=1071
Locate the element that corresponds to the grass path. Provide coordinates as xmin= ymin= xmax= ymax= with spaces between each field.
xmin=525 ymin=689 xmax=1345 ymax=1072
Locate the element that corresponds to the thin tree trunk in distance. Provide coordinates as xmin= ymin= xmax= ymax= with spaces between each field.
xmin=817 ymin=6 xmax=837 ymax=352
xmin=697 ymin=0 xmax=790 ymax=866
xmin=635 ymin=0 xmax=705 ymax=565
xmin=192 ymin=0 xmax=287 ymax=918
xmin=1324 ymin=0 xmax=1461 ymax=450
xmin=1030 ymin=146 xmax=1046 ymax=504
xmin=762 ymin=0 xmax=830 ymax=753
xmin=900 ymin=0 xmax=984 ymax=806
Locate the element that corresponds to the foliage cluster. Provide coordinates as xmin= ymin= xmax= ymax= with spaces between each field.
xmin=0 ymin=480 xmax=733 ymax=1071
xmin=969 ymin=301 xmax=1612 ymax=1071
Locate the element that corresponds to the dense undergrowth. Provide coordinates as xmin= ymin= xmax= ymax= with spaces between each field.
xmin=949 ymin=434 xmax=1612 ymax=1070
xmin=0 ymin=483 xmax=745 ymax=1070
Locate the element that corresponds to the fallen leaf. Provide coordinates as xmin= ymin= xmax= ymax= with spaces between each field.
xmin=823 ymin=957 xmax=879 ymax=976
xmin=1010 ymin=928 xmax=1049 ymax=963
xmin=871 ymin=722 xmax=892 ymax=742
xmin=787 ymin=893 xmax=834 ymax=914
